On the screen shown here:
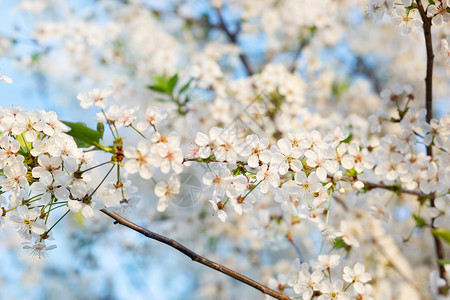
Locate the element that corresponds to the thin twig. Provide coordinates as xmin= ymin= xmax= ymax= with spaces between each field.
xmin=372 ymin=237 xmax=428 ymax=299
xmin=100 ymin=208 xmax=290 ymax=300
xmin=288 ymin=38 xmax=311 ymax=73
xmin=215 ymin=7 xmax=254 ymax=76
xmin=362 ymin=180 xmax=427 ymax=198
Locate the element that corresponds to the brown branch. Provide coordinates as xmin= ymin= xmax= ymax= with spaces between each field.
xmin=100 ymin=208 xmax=290 ymax=300
xmin=288 ymin=38 xmax=311 ymax=73
xmin=362 ymin=180 xmax=427 ymax=198
xmin=215 ymin=7 xmax=254 ymax=76
xmin=416 ymin=0 xmax=434 ymax=158
xmin=416 ymin=1 xmax=447 ymax=293
xmin=354 ymin=56 xmax=383 ymax=94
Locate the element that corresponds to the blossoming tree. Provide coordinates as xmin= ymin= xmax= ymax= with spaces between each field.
xmin=0 ymin=0 xmax=449 ymax=299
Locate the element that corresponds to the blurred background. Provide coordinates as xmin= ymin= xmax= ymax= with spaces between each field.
xmin=0 ymin=0 xmax=448 ymax=299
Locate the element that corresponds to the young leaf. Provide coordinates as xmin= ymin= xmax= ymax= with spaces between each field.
xmin=97 ymin=122 xmax=104 ymax=139
xmin=152 ymin=75 xmax=167 ymax=87
xmin=179 ymin=78 xmax=193 ymax=95
xmin=63 ymin=121 xmax=102 ymax=148
xmin=147 ymin=85 xmax=167 ymax=94
xmin=437 ymin=259 xmax=450 ymax=265
xmin=412 ymin=214 xmax=427 ymax=228
xmin=167 ymin=74 xmax=178 ymax=94
xmin=431 ymin=228 xmax=450 ymax=245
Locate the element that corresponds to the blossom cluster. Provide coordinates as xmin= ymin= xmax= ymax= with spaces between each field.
xmin=0 ymin=106 xmax=91 ymax=256
xmin=367 ymin=0 xmax=449 ymax=37
xmin=1 ymin=0 xmax=449 ymax=299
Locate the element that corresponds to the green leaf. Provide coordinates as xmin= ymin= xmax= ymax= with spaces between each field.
xmin=63 ymin=121 xmax=101 ymax=148
xmin=152 ymin=75 xmax=167 ymax=87
xmin=341 ymin=133 xmax=353 ymax=144
xmin=97 ymin=123 xmax=104 ymax=139
xmin=167 ymin=74 xmax=178 ymax=94
xmin=412 ymin=214 xmax=426 ymax=228
xmin=31 ymin=53 xmax=40 ymax=63
xmin=179 ymin=78 xmax=193 ymax=95
xmin=231 ymin=162 xmax=247 ymax=176
xmin=437 ymin=259 xmax=450 ymax=265
xmin=147 ymin=85 xmax=167 ymax=93
xmin=16 ymin=133 xmax=32 ymax=152
xmin=432 ymin=228 xmax=450 ymax=245
xmin=332 ymin=237 xmax=350 ymax=251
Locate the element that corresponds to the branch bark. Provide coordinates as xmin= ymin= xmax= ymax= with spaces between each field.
xmin=100 ymin=208 xmax=290 ymax=300
xmin=362 ymin=180 xmax=427 ymax=198
xmin=416 ymin=0 xmax=447 ymax=292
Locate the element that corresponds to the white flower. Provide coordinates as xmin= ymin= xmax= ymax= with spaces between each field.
xmin=31 ymin=154 xmax=62 ymax=179
xmin=256 ymin=164 xmax=280 ymax=193
xmin=315 ymin=254 xmax=341 ymax=271
xmin=304 ymin=149 xmax=335 ymax=182
xmin=427 ymin=1 xmax=450 ymax=25
xmin=154 ymin=175 xmax=180 ymax=212
xmin=124 ymin=140 xmax=156 ymax=179
xmin=209 ymin=195 xmax=227 ymax=222
xmin=293 ymin=269 xmax=324 ymax=300
xmin=34 ymin=110 xmax=68 ymax=136
xmin=1 ymin=162 xmax=29 ymax=192
xmin=0 ymin=135 xmax=20 ymax=168
xmin=22 ymin=241 xmax=57 ymax=258
xmin=213 ymin=128 xmax=238 ymax=163
xmin=97 ymin=105 xmax=138 ymax=129
xmin=136 ymin=106 xmax=168 ymax=131
xmin=392 ymin=7 xmax=422 ymax=35
xmin=267 ymin=273 xmax=289 ymax=297
xmin=318 ymin=280 xmax=349 ymax=300
xmin=68 ymin=185 xmax=96 ymax=218
xmin=341 ymin=142 xmax=374 ymax=173
xmin=77 ymin=86 xmax=113 ymax=109
xmin=440 ymin=39 xmax=450 ymax=66
xmin=9 ymin=206 xmax=46 ymax=239
xmin=30 ymin=171 xmax=70 ymax=203
xmin=366 ymin=0 xmax=390 ymax=21
xmin=294 ymin=171 xmax=321 ymax=202
xmin=0 ymin=74 xmax=12 ymax=84
xmin=428 ymin=196 xmax=450 ymax=228
xmin=202 ymin=166 xmax=230 ymax=196
xmin=14 ymin=111 xmax=41 ymax=142
xmin=151 ymin=135 xmax=184 ymax=174
xmin=271 ymin=138 xmax=303 ymax=174
xmin=225 ymin=174 xmax=247 ymax=198
xmin=342 ymin=263 xmax=372 ymax=294
xmin=242 ymin=134 xmax=271 ymax=168
xmin=327 ymin=126 xmax=349 ymax=148
xmin=374 ymin=156 xmax=408 ymax=182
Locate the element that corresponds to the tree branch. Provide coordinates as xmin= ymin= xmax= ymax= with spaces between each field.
xmin=215 ymin=7 xmax=254 ymax=76
xmin=100 ymin=208 xmax=290 ymax=300
xmin=372 ymin=237 xmax=427 ymax=299
xmin=362 ymin=180 xmax=428 ymax=198
xmin=416 ymin=1 xmax=434 ymax=148
xmin=416 ymin=0 xmax=447 ymax=292
xmin=288 ymin=38 xmax=311 ymax=73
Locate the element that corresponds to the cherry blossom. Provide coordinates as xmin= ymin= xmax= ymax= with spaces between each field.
xmin=124 ymin=140 xmax=156 ymax=179
xmin=343 ymin=263 xmax=372 ymax=294
xmin=22 ymin=241 xmax=57 ymax=259
xmin=154 ymin=175 xmax=181 ymax=212
xmin=77 ymin=87 xmax=113 ymax=109
xmin=9 ymin=206 xmax=46 ymax=240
